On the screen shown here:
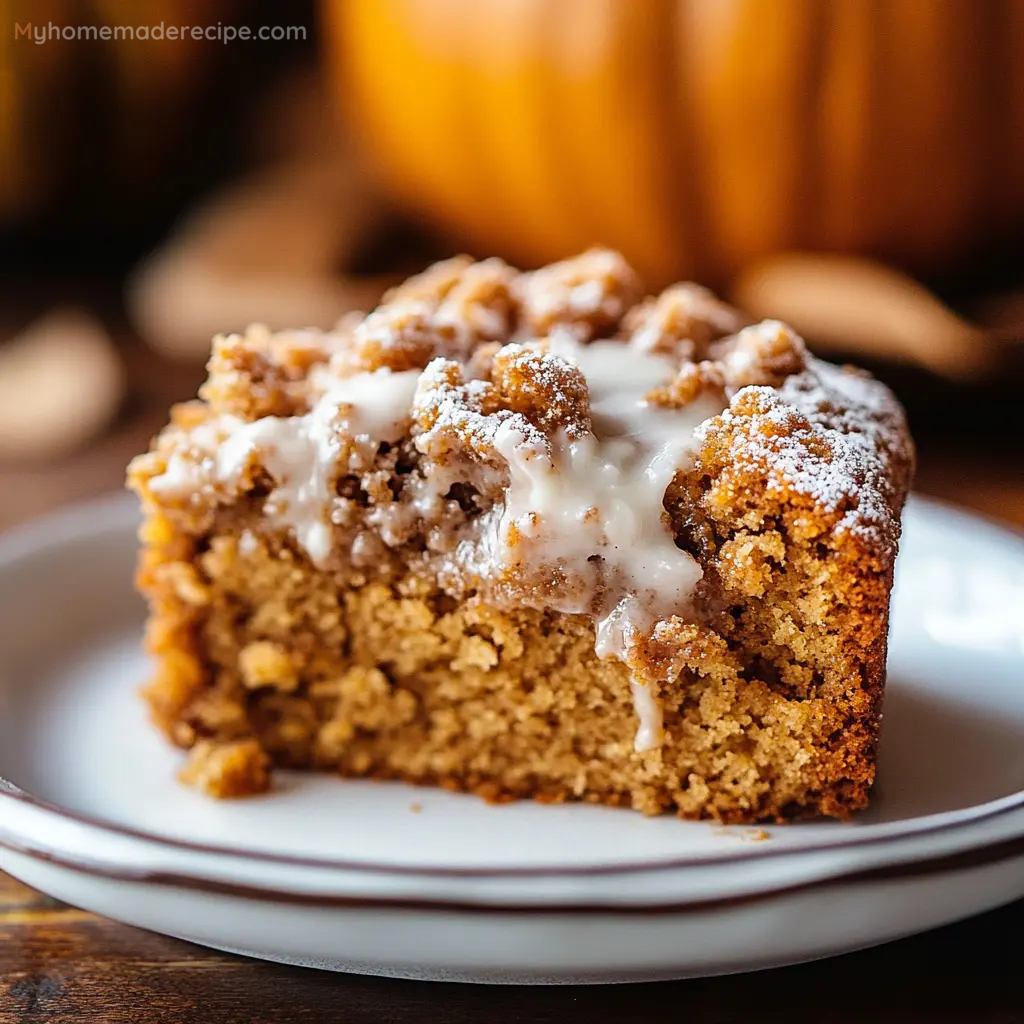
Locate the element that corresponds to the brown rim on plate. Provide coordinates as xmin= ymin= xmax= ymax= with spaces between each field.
xmin=1 ymin=823 xmax=1022 ymax=915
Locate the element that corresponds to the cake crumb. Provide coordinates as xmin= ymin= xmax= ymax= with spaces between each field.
xmin=239 ymin=640 xmax=300 ymax=692
xmin=178 ymin=739 xmax=271 ymax=798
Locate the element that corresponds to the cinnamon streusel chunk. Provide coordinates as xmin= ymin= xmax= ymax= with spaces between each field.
xmin=128 ymin=249 xmax=914 ymax=822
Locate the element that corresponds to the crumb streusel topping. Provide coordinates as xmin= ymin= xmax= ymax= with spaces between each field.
xmin=130 ymin=249 xmax=910 ymax=753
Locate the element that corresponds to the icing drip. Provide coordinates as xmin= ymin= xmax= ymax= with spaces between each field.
xmin=150 ymin=368 xmax=421 ymax=565
xmin=494 ymin=337 xmax=725 ymax=750
xmin=149 ymin=342 xmax=725 ymax=754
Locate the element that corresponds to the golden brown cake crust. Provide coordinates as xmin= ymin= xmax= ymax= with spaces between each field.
xmin=127 ymin=249 xmax=914 ymax=822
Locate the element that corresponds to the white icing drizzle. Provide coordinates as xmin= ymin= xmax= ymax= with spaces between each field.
xmin=630 ymin=677 xmax=664 ymax=753
xmin=148 ymin=416 xmax=243 ymax=495
xmin=149 ymin=340 xmax=727 ymax=755
xmin=494 ymin=336 xmax=725 ymax=751
xmin=150 ymin=368 xmax=420 ymax=565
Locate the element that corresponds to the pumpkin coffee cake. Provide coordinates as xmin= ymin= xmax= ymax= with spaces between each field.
xmin=127 ymin=249 xmax=913 ymax=822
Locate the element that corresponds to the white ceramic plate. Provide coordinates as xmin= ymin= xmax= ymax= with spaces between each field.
xmin=0 ymin=493 xmax=1022 ymax=984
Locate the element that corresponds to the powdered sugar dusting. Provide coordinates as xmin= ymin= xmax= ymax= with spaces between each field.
xmin=698 ymin=356 xmax=910 ymax=555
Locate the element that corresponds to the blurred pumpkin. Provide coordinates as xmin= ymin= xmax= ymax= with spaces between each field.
xmin=328 ymin=0 xmax=1024 ymax=286
xmin=0 ymin=0 xmax=234 ymax=226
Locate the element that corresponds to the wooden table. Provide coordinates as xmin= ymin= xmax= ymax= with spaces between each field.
xmin=0 ymin=867 xmax=1020 ymax=1022
xmin=1 ymin=338 xmax=1022 ymax=1022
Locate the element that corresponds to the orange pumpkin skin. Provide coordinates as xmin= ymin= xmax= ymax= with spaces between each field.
xmin=328 ymin=0 xmax=1024 ymax=286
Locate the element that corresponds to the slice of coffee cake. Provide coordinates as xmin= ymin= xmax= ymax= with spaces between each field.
xmin=127 ymin=249 xmax=913 ymax=822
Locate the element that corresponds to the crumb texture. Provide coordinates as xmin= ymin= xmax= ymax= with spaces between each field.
xmin=128 ymin=249 xmax=914 ymax=822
